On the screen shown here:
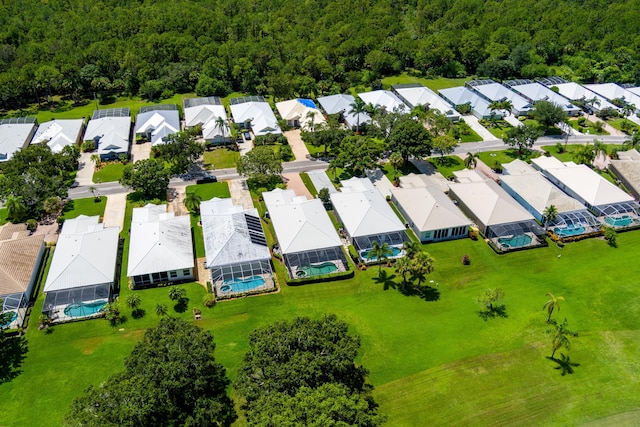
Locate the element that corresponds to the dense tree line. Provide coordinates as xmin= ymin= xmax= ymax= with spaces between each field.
xmin=0 ymin=0 xmax=639 ymax=110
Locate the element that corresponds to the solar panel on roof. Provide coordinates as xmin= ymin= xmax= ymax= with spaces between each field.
xmin=248 ymin=231 xmax=267 ymax=246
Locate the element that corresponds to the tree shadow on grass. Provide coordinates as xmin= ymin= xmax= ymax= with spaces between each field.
xmin=131 ymin=308 xmax=146 ymax=319
xmin=0 ymin=335 xmax=28 ymax=384
xmin=377 ymin=272 xmax=441 ymax=302
xmin=174 ymin=298 xmax=189 ymax=313
xmin=478 ymin=304 xmax=508 ymax=321
xmin=546 ymin=354 xmax=580 ymax=376
xmin=373 ymin=271 xmax=397 ymax=290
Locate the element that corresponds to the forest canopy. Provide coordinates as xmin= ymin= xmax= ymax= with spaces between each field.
xmin=0 ymin=0 xmax=639 ymax=109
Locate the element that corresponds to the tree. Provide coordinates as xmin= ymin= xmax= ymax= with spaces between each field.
xmin=237 ymin=146 xmax=283 ymax=189
xmin=236 ymin=315 xmax=370 ymax=403
xmin=388 ymin=152 xmax=404 ymax=186
xmin=152 ymin=131 xmax=204 ymax=175
xmin=543 ymin=293 xmax=565 ymax=323
xmin=464 ymin=152 xmax=479 ymax=169
xmin=301 ymin=125 xmax=349 ymax=158
xmin=155 ymin=303 xmax=168 ymax=317
xmin=169 ymin=286 xmax=187 ymax=302
xmin=503 ymin=123 xmax=542 ymax=155
xmin=488 ymin=100 xmax=503 ymax=126
xmin=402 ymin=241 xmax=421 ymax=259
xmin=184 ymin=192 xmax=203 ymax=214
xmin=593 ymin=139 xmax=608 ymax=159
xmin=602 ymin=224 xmax=617 ymax=247
xmin=5 ymin=195 xmax=26 ymax=222
xmin=348 ymin=97 xmax=367 ymax=133
xmin=245 ymin=383 xmax=386 ymax=427
xmin=387 ymin=117 xmax=432 ymax=161
xmin=213 ymin=116 xmax=229 ymax=139
xmin=543 ymin=205 xmax=559 ymax=229
xmin=432 ymin=135 xmax=459 ymax=162
xmin=532 ymin=101 xmax=568 ymax=130
xmin=65 ymin=317 xmax=236 ymax=426
xmin=394 ymin=256 xmax=412 ymax=286
xmin=368 ymin=241 xmax=392 ymax=277
xmin=476 ymin=288 xmax=506 ymax=318
xmin=334 ymin=136 xmax=385 ymax=177
xmin=572 ymin=144 xmax=595 ymax=165
xmin=126 ymin=293 xmax=141 ymax=311
xmin=120 ymin=159 xmax=171 ymax=199
xmin=550 ymin=318 xmax=577 ymax=358
xmin=409 ymin=251 xmax=435 ymax=286
xmin=317 ymin=187 xmax=331 ymax=203
xmin=624 ymin=131 xmax=640 ymax=151
xmin=43 ymin=196 xmax=64 ymax=218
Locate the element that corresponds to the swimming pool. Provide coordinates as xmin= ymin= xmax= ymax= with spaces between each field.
xmin=221 ymin=276 xmax=266 ymax=293
xmin=64 ymin=300 xmax=107 ymax=318
xmin=497 ymin=234 xmax=532 ymax=249
xmin=554 ymin=225 xmax=586 ymax=237
xmin=605 ymin=215 xmax=634 ymax=227
xmin=296 ymin=262 xmax=338 ymax=278
xmin=297 ymin=98 xmax=317 ymax=109
xmin=1 ymin=311 xmax=17 ymax=328
xmin=360 ymin=247 xmax=403 ymax=261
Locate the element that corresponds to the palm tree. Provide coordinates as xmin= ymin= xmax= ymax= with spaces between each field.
xmin=402 ymin=241 xmax=421 ymax=259
xmin=214 ymin=116 xmax=229 ymax=138
xmin=593 ymin=139 xmax=608 ymax=159
xmin=348 ymin=97 xmax=367 ymax=133
xmin=369 ymin=241 xmax=392 ymax=277
xmin=90 ymin=153 xmax=101 ymax=168
xmin=621 ymin=102 xmax=636 ymax=118
xmin=624 ymin=131 xmax=640 ymax=151
xmin=126 ymin=293 xmax=141 ymax=311
xmin=464 ymin=152 xmax=479 ymax=169
xmin=5 ymin=195 xmax=26 ymax=222
xmin=184 ymin=192 xmax=203 ymax=214
xmin=304 ymin=110 xmax=316 ymax=132
xmin=410 ymin=251 xmax=435 ymax=286
xmin=155 ymin=303 xmax=168 ymax=317
xmin=168 ymin=286 xmax=187 ymax=301
xmin=543 ymin=205 xmax=559 ymax=229
xmin=572 ymin=144 xmax=595 ymax=165
xmin=543 ymin=292 xmax=565 ymax=322
xmin=394 ymin=256 xmax=412 ymax=286
xmin=551 ymin=318 xmax=577 ymax=358
xmin=500 ymin=99 xmax=514 ymax=117
xmin=389 ymin=152 xmax=404 ymax=186
xmin=488 ymin=100 xmax=502 ymax=126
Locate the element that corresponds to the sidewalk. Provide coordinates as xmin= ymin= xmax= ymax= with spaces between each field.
xmin=461 ymin=116 xmax=499 ymax=141
xmin=76 ymin=152 xmax=95 ymax=186
xmin=103 ymin=193 xmax=128 ymax=231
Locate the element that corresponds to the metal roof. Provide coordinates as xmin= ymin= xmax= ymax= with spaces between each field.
xmin=91 ymin=108 xmax=130 ymax=120
xmin=229 ymin=96 xmax=265 ymax=105
xmin=138 ymin=104 xmax=177 ymax=114
xmin=183 ymin=97 xmax=222 ymax=108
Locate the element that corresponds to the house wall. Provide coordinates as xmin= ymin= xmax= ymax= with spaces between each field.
xmin=132 ymin=268 xmax=193 ymax=288
xmin=25 ymin=241 xmax=46 ymax=304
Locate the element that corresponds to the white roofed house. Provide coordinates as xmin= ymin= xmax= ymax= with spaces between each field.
xmin=0 ymin=223 xmax=45 ymax=330
xmin=500 ymin=160 xmax=601 ymax=239
xmin=390 ymin=178 xmax=470 ymax=243
xmin=43 ymin=215 xmax=120 ymax=322
xmin=466 ymin=80 xmax=533 ymax=117
xmin=610 ymin=149 xmax=640 ymax=200
xmin=448 ymin=170 xmax=546 ymax=252
xmin=504 ymin=80 xmax=580 ymax=116
xmin=317 ymin=94 xmax=371 ymax=130
xmin=230 ymin=96 xmax=282 ymax=137
xmin=263 ymin=188 xmax=347 ymax=279
xmin=0 ymin=117 xmax=38 ymax=162
xmin=584 ymin=83 xmax=640 ymax=114
xmin=531 ymin=156 xmax=640 ymax=229
xmin=357 ymin=90 xmax=407 ymax=115
xmin=127 ymin=204 xmax=194 ymax=288
xmin=392 ymin=84 xmax=461 ymax=121
xmin=134 ymin=105 xmax=180 ymax=146
xmin=330 ymin=177 xmax=408 ymax=262
xmin=201 ymin=198 xmax=274 ymax=297
xmin=537 ymin=81 xmax=619 ymax=113
xmin=275 ymin=98 xmax=326 ymax=130
xmin=438 ymin=86 xmax=495 ymax=120
xmin=183 ymin=97 xmax=231 ymax=144
xmin=31 ymin=119 xmax=84 ymax=153
xmin=84 ymin=108 xmax=131 ymax=161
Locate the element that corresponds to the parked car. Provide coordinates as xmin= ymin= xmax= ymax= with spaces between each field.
xmin=196 ymin=176 xmax=218 ymax=184
xmin=243 ymin=131 xmax=251 ymax=141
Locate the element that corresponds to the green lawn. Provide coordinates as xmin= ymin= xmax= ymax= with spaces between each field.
xmin=299 ymin=172 xmax=318 ymax=196
xmin=185 ymin=182 xmax=231 ymax=258
xmin=92 ymin=163 xmax=125 ymax=183
xmin=607 ymin=118 xmax=640 ymax=134
xmin=522 ymin=119 xmax=562 ymax=136
xmin=480 ymin=120 xmax=513 ymax=139
xmin=381 ymin=73 xmax=467 ymax=92
xmin=3 ymin=228 xmax=640 ymax=426
xmin=0 ymin=208 xmax=7 ymax=225
xmin=61 ymin=197 xmax=107 ymax=220
xmin=427 ymin=156 xmax=465 ymax=179
xmin=458 ymin=127 xmax=483 ymax=142
xmin=203 ymin=148 xmax=240 ymax=170
xmin=568 ymin=118 xmax=609 ymax=135
xmin=380 ymin=161 xmax=421 ymax=183
xmin=476 ymin=149 xmax=539 ymax=171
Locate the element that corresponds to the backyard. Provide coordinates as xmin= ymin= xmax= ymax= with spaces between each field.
xmin=2 ymin=221 xmax=640 ymax=425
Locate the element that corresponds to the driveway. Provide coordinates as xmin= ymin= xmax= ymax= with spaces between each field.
xmin=228 ymin=178 xmax=254 ymax=210
xmin=167 ymin=185 xmax=189 ymax=216
xmin=461 ymin=116 xmax=499 ymax=141
xmin=282 ymin=173 xmax=312 ymax=199
xmin=103 ymin=193 xmax=128 ymax=231
xmin=284 ymin=129 xmax=310 ymax=161
xmin=76 ymin=152 xmax=95 ymax=186
xmin=307 ymin=170 xmax=336 ymax=193
xmin=131 ymin=141 xmax=151 ymax=162
xmin=503 ymin=115 xmax=522 ymax=128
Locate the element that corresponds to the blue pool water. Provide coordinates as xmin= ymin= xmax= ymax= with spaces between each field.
xmin=554 ymin=225 xmax=586 ymax=237
xmin=1 ymin=311 xmax=17 ymax=328
xmin=64 ymin=300 xmax=107 ymax=318
xmin=222 ymin=276 xmax=266 ymax=293
xmin=361 ymin=247 xmax=402 ymax=261
xmin=297 ymin=98 xmax=317 ymax=109
xmin=497 ymin=234 xmax=532 ymax=249
xmin=296 ymin=262 xmax=338 ymax=278
xmin=605 ymin=215 xmax=634 ymax=227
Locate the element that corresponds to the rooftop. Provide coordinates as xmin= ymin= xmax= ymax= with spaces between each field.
xmin=134 ymin=110 xmax=180 ymax=145
xmin=229 ymin=100 xmax=281 ymax=136
xmin=317 ymin=94 xmax=371 ymax=128
xmin=393 ymin=84 xmax=461 ymax=120
xmin=357 ymin=90 xmax=407 ymax=114
xmin=438 ymin=86 xmax=492 ymax=117
xmin=31 ymin=119 xmax=84 ymax=154
xmin=0 ymin=121 xmax=37 ymax=161
xmin=0 ymin=224 xmax=44 ymax=296
xmin=500 ymin=172 xmax=587 ymax=214
xmin=391 ymin=185 xmax=470 ymax=232
xmin=275 ymin=98 xmax=326 ymax=129
xmin=84 ymin=115 xmax=131 ymax=156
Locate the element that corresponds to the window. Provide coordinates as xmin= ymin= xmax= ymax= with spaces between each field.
xmin=169 ymin=271 xmax=178 ymax=278
xmin=152 ymin=271 xmax=169 ymax=283
xmin=134 ymin=275 xmax=151 ymax=286
xmin=183 ymin=269 xmax=191 ymax=276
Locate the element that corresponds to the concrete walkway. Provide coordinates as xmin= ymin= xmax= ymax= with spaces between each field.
xmin=103 ymin=193 xmax=128 ymax=231
xmin=473 ymin=159 xmax=501 ymax=182
xmin=131 ymin=141 xmax=151 ymax=162
xmin=503 ymin=115 xmax=522 ymax=127
xmin=76 ymin=152 xmax=95 ymax=186
xmin=307 ymin=170 xmax=337 ymax=193
xmin=461 ymin=116 xmax=499 ymax=141
xmin=366 ymin=169 xmax=394 ymax=198
xmin=167 ymin=185 xmax=188 ymax=216
xmin=283 ymin=172 xmax=313 ymax=199
xmin=284 ymin=129 xmax=310 ymax=161
xmin=228 ymin=178 xmax=254 ymax=209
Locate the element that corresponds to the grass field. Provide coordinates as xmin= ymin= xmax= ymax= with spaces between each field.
xmin=92 ymin=162 xmax=125 ymax=183
xmin=607 ymin=118 xmax=639 ymax=134
xmin=3 ymin=227 xmax=640 ymax=426
xmin=203 ymin=148 xmax=240 ymax=170
xmin=381 ymin=74 xmax=467 ymax=92
xmin=60 ymin=197 xmax=107 ymax=220
xmin=568 ymin=118 xmax=609 ymax=135
xmin=427 ymin=156 xmax=465 ymax=179
xmin=476 ymin=149 xmax=540 ymax=171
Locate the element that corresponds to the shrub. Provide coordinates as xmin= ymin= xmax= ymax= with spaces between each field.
xmin=279 ymin=144 xmax=294 ymax=161
xmin=577 ymin=117 xmax=587 ymax=127
xmin=26 ymin=219 xmax=38 ymax=232
xmin=81 ymin=141 xmax=96 ymax=152
xmin=462 ymin=254 xmax=471 ymax=265
xmin=203 ymin=293 xmax=216 ymax=308
xmin=555 ymin=142 xmax=565 ymax=153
